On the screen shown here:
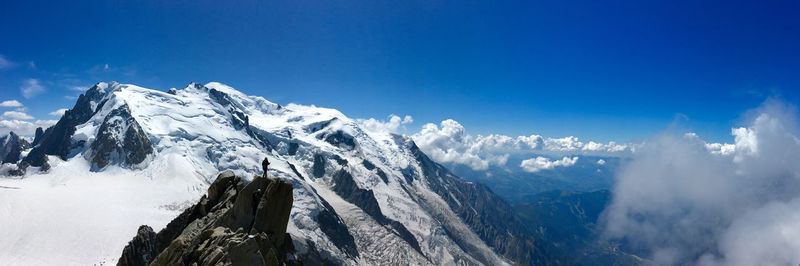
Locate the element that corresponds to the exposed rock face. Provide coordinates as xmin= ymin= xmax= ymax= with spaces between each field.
xmin=117 ymin=171 xmax=295 ymax=266
xmin=208 ymin=87 xmax=273 ymax=151
xmin=118 ymin=225 xmax=158 ymax=266
xmin=361 ymin=160 xmax=389 ymax=184
xmin=31 ymin=127 xmax=44 ymax=147
xmin=407 ymin=140 xmax=553 ymax=265
xmin=23 ymin=83 xmax=106 ymax=167
xmin=322 ymin=130 xmax=356 ymax=150
xmin=0 ymin=132 xmax=30 ymax=164
xmin=330 ymin=169 xmax=422 ymax=255
xmin=88 ymin=104 xmax=153 ymax=170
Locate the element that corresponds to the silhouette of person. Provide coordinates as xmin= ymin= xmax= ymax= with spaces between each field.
xmin=262 ymin=157 xmax=270 ymax=177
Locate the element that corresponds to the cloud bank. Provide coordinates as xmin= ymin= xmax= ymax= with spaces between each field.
xmin=357 ymin=114 xmax=413 ymax=134
xmin=0 ymin=119 xmax=57 ymax=137
xmin=520 ymin=156 xmax=579 ymax=173
xmin=0 ymin=100 xmax=57 ymax=137
xmin=602 ymin=100 xmax=800 ymax=265
xmin=0 ymin=100 xmax=23 ymax=108
xmin=410 ymin=119 xmax=631 ymax=170
xmin=2 ymin=111 xmax=34 ymax=120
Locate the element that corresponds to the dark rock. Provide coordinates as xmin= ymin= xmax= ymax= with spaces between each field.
xmin=287 ymin=142 xmax=299 ymax=156
xmin=322 ymin=131 xmax=356 ymax=150
xmin=118 ymin=171 xmax=296 ymax=266
xmin=88 ymin=104 xmax=153 ymax=170
xmin=303 ymin=118 xmax=336 ymax=134
xmin=207 ymin=170 xmax=238 ymax=203
xmin=330 ymin=169 xmax=423 ymax=255
xmin=331 ymin=154 xmax=348 ymax=166
xmin=316 ymin=199 xmax=359 ymax=259
xmin=208 ymin=88 xmax=235 ymax=108
xmin=312 ymin=154 xmax=326 ymax=178
xmin=208 ymin=87 xmax=273 ymax=151
xmin=362 ymin=160 xmax=388 ymax=183
xmin=361 ymin=159 xmax=375 ymax=170
xmin=117 ymin=225 xmax=158 ymax=266
xmin=231 ymin=110 xmax=248 ymax=130
xmin=251 ymin=178 xmax=294 ymax=245
xmin=385 ymin=219 xmax=422 ymax=253
xmin=401 ymin=167 xmax=416 ymax=184
xmin=287 ymin=163 xmax=359 ymax=259
xmin=23 ymin=88 xmax=99 ymax=167
xmin=1 ymin=132 xmax=30 ymax=164
xmin=331 ymin=169 xmax=383 ymax=222
xmin=31 ymin=127 xmax=44 ymax=146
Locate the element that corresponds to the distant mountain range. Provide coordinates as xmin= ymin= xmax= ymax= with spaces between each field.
xmin=446 ymin=155 xmax=622 ymax=203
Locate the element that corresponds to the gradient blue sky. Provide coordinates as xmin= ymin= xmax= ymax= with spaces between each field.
xmin=1 ymin=0 xmax=799 ymax=142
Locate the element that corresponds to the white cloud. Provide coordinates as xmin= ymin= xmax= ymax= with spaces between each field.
xmin=544 ymin=136 xmax=583 ymax=152
xmin=20 ymin=79 xmax=45 ymax=99
xmin=705 ymin=142 xmax=736 ymax=156
xmin=602 ymin=100 xmax=800 ymax=265
xmin=412 ymin=119 xmax=496 ymax=170
xmin=411 ymin=118 xmax=630 ymax=170
xmin=49 ymin=108 xmax=68 ymax=117
xmin=2 ymin=111 xmax=34 ymax=120
xmin=0 ymin=55 xmax=15 ymax=70
xmin=0 ymin=100 xmax=23 ymax=108
xmin=0 ymin=119 xmax=57 ymax=137
xmin=520 ymin=156 xmax=579 ymax=173
xmin=582 ymin=140 xmax=629 ymax=153
xmin=685 ymin=132 xmax=737 ymax=156
xmin=597 ymin=159 xmax=606 ymax=165
xmin=357 ymin=114 xmax=413 ymax=134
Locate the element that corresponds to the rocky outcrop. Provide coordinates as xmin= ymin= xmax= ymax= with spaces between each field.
xmin=322 ymin=131 xmax=356 ymax=150
xmin=118 ymin=225 xmax=158 ymax=266
xmin=22 ymin=84 xmax=105 ymax=167
xmin=208 ymin=86 xmax=273 ymax=151
xmin=117 ymin=171 xmax=295 ymax=266
xmin=1 ymin=131 xmax=30 ymax=164
xmin=31 ymin=127 xmax=44 ymax=147
xmin=362 ymin=160 xmax=389 ymax=184
xmin=88 ymin=104 xmax=153 ymax=170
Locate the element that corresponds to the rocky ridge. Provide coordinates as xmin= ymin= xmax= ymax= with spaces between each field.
xmin=118 ymin=170 xmax=295 ymax=266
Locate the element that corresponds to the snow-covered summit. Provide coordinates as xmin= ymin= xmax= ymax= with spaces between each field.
xmin=1 ymin=82 xmax=547 ymax=265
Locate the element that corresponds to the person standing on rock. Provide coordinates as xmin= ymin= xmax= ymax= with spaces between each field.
xmin=262 ymin=157 xmax=270 ymax=177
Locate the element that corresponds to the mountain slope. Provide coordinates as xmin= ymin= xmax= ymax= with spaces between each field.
xmin=1 ymin=81 xmax=551 ymax=265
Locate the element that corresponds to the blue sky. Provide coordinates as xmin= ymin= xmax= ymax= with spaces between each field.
xmin=1 ymin=0 xmax=799 ymax=142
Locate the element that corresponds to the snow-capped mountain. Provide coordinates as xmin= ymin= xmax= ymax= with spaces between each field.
xmin=0 ymin=82 xmax=550 ymax=265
